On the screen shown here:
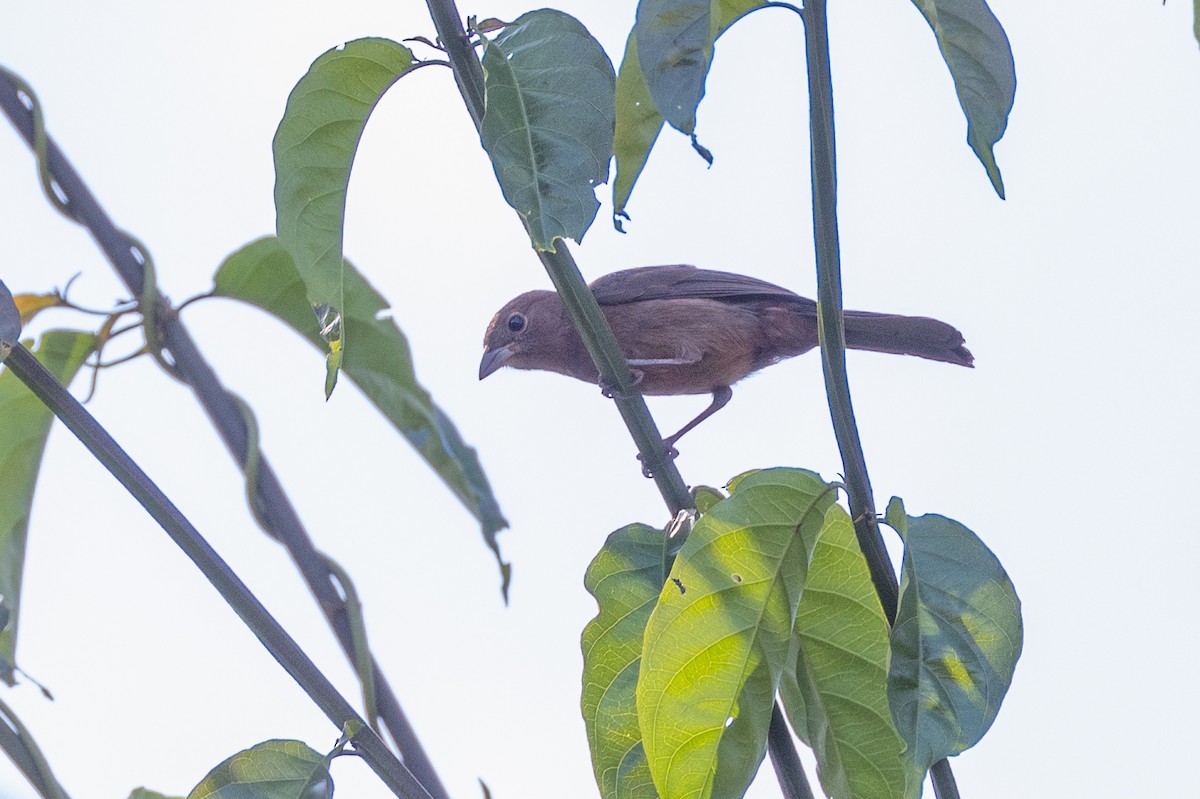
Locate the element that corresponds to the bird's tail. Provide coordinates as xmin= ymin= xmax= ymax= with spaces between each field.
xmin=843 ymin=311 xmax=974 ymax=367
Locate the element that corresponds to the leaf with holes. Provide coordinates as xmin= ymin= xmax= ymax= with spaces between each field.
xmin=213 ymin=237 xmax=510 ymax=597
xmin=885 ymin=497 xmax=1022 ymax=774
xmin=638 ymin=468 xmax=836 ymax=799
xmin=909 ymin=0 xmax=1015 ymax=197
xmin=273 ymin=37 xmax=418 ymax=378
xmin=779 ymin=501 xmax=912 ymax=799
xmin=0 ymin=330 xmax=97 ymax=684
xmin=581 ymin=523 xmax=668 ymax=799
xmin=479 ymin=10 xmax=615 ymax=250
xmin=186 ymin=739 xmax=330 ymax=799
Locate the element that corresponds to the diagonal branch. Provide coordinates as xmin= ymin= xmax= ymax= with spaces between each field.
xmin=0 ymin=69 xmax=450 ymax=799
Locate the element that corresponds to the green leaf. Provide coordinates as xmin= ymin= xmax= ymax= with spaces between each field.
xmin=273 ymin=36 xmax=418 ymax=376
xmin=187 ymin=739 xmax=331 ymax=799
xmin=615 ymin=1 xmax=765 ymax=220
xmin=910 ymin=0 xmax=1016 ymax=198
xmin=0 ymin=330 xmax=97 ymax=684
xmin=213 ymin=237 xmax=510 ymax=596
xmin=581 ymin=524 xmax=668 ymax=799
xmin=638 ymin=468 xmax=835 ymax=799
xmin=779 ymin=503 xmax=910 ymax=799
xmin=884 ymin=498 xmax=1022 ymax=774
xmin=128 ymin=789 xmax=183 ymax=799
xmin=479 ymin=10 xmax=615 ymax=250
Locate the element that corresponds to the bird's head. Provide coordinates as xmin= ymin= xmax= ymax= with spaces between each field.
xmin=478 ymin=290 xmax=570 ymax=379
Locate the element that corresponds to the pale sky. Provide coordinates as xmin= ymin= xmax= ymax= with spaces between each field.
xmin=1 ymin=2 xmax=1198 ymax=798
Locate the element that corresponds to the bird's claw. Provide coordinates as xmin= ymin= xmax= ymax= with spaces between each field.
xmin=638 ymin=441 xmax=680 ymax=478
xmin=599 ymin=369 xmax=644 ymax=400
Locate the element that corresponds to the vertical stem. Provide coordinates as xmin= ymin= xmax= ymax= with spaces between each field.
xmin=803 ymin=4 xmax=960 ymax=796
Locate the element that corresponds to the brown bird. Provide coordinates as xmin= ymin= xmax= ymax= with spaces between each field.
xmin=479 ymin=265 xmax=972 ymax=454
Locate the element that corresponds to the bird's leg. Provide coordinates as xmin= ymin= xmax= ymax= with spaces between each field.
xmin=636 ymin=386 xmax=733 ymax=478
xmin=663 ymin=385 xmax=733 ymax=451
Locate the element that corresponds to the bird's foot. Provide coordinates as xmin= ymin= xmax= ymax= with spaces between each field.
xmin=638 ymin=440 xmax=680 ymax=479
xmin=599 ymin=369 xmax=644 ymax=400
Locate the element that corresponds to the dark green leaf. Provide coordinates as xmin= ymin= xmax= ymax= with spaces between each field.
xmin=909 ymin=0 xmax=1015 ymax=197
xmin=273 ymin=36 xmax=418 ymax=378
xmin=186 ymin=739 xmax=331 ymax=799
xmin=0 ymin=330 xmax=97 ymax=684
xmin=479 ymin=10 xmax=615 ymax=250
xmin=885 ymin=498 xmax=1022 ymax=773
xmin=213 ymin=237 xmax=510 ymax=596
xmin=581 ymin=524 xmax=668 ymax=799
xmin=638 ymin=468 xmax=835 ymax=799
xmin=779 ymin=502 xmax=911 ymax=799
xmin=615 ymin=1 xmax=765 ymax=220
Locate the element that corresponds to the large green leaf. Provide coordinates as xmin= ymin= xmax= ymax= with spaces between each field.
xmin=0 ymin=330 xmax=97 ymax=684
xmin=479 ymin=10 xmax=615 ymax=250
xmin=638 ymin=468 xmax=834 ymax=799
xmin=213 ymin=237 xmax=509 ymax=595
xmin=909 ymin=0 xmax=1015 ymax=198
xmin=187 ymin=740 xmax=330 ymax=799
xmin=273 ymin=37 xmax=418 ymax=382
xmin=884 ymin=498 xmax=1022 ymax=775
xmin=615 ymin=1 xmax=765 ymax=220
xmin=779 ymin=503 xmax=910 ymax=799
xmin=581 ymin=524 xmax=668 ymax=799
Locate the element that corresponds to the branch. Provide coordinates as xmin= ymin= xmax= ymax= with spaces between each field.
xmin=0 ymin=68 xmax=450 ymax=799
xmin=0 ymin=343 xmax=430 ymax=799
xmin=423 ymin=1 xmax=693 ymax=516
xmin=801 ymin=2 xmax=958 ymax=795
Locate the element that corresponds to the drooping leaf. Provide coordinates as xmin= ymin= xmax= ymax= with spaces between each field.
xmin=909 ymin=0 xmax=1016 ymax=198
xmin=581 ymin=524 xmax=668 ymax=799
xmin=0 ymin=330 xmax=97 ymax=684
xmin=213 ymin=237 xmax=510 ymax=596
xmin=885 ymin=498 xmax=1022 ymax=775
xmin=615 ymin=1 xmax=766 ymax=220
xmin=638 ymin=468 xmax=835 ymax=799
xmin=779 ymin=502 xmax=911 ymax=799
xmin=186 ymin=740 xmax=331 ymax=799
xmin=479 ymin=10 xmax=616 ymax=250
xmin=273 ymin=37 xmax=418 ymax=382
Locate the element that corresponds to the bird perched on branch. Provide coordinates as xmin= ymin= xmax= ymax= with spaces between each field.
xmin=479 ymin=265 xmax=972 ymax=456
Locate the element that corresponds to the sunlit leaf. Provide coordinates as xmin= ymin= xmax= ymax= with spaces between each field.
xmin=909 ymin=0 xmax=1016 ymax=197
xmin=479 ymin=9 xmax=615 ymax=250
xmin=213 ymin=237 xmax=510 ymax=596
xmin=885 ymin=497 xmax=1022 ymax=774
xmin=274 ymin=36 xmax=418 ymax=381
xmin=638 ymin=468 xmax=835 ymax=799
xmin=13 ymin=293 xmax=67 ymax=326
xmin=581 ymin=523 xmax=667 ymax=799
xmin=0 ymin=330 xmax=97 ymax=684
xmin=779 ymin=503 xmax=911 ymax=799
xmin=186 ymin=740 xmax=331 ymax=799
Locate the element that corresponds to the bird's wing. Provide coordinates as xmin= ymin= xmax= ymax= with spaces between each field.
xmin=589 ymin=265 xmax=807 ymax=306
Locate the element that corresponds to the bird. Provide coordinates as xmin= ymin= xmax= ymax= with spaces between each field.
xmin=479 ymin=265 xmax=972 ymax=456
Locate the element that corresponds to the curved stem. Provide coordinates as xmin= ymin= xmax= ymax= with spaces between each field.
xmin=802 ymin=2 xmax=959 ymax=795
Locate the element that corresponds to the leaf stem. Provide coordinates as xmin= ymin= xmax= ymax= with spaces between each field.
xmin=0 ymin=343 xmax=430 ymax=799
xmin=802 ymin=1 xmax=959 ymax=794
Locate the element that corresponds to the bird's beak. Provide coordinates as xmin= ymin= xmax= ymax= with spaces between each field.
xmin=478 ymin=345 xmax=515 ymax=380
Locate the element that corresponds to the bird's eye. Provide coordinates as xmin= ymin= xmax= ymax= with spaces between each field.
xmin=507 ymin=313 xmax=526 ymax=333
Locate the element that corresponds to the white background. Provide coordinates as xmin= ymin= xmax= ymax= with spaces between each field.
xmin=1 ymin=1 xmax=1197 ymax=798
